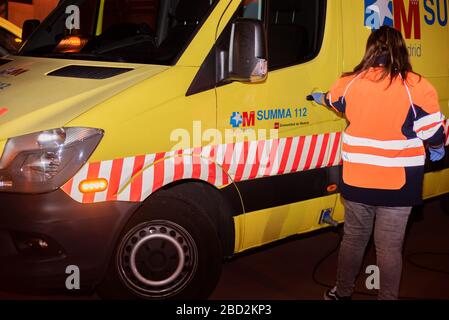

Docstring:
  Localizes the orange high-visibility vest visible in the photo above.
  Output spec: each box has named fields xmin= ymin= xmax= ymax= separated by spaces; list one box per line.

xmin=325 ymin=68 xmax=445 ymax=206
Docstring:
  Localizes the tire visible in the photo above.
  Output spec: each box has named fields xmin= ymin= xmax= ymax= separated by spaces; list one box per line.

xmin=97 ymin=188 xmax=223 ymax=300
xmin=165 ymin=182 xmax=236 ymax=257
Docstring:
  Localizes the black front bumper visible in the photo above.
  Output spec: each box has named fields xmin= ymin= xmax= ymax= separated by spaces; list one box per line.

xmin=0 ymin=189 xmax=140 ymax=294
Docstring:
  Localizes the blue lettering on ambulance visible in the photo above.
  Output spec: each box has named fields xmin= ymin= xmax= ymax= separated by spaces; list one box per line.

xmin=436 ymin=0 xmax=447 ymax=26
xmin=257 ymin=109 xmax=292 ymax=121
xmin=424 ymin=0 xmax=436 ymax=24
xmin=423 ymin=0 xmax=447 ymax=26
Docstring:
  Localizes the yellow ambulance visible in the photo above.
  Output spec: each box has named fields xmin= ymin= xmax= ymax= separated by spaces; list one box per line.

xmin=0 ymin=17 xmax=21 ymax=55
xmin=0 ymin=0 xmax=448 ymax=299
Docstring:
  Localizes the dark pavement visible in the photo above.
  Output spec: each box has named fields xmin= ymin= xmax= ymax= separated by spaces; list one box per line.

xmin=211 ymin=198 xmax=449 ymax=300
xmin=1 ymin=198 xmax=449 ymax=300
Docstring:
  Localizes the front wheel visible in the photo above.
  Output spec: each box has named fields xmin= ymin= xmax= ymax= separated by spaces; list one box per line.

xmin=98 ymin=190 xmax=223 ymax=299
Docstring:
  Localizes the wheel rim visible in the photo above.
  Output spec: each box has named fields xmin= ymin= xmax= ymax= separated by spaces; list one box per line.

xmin=117 ymin=220 xmax=198 ymax=298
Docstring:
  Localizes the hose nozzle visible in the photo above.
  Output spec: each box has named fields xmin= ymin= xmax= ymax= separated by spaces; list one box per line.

xmin=320 ymin=209 xmax=339 ymax=228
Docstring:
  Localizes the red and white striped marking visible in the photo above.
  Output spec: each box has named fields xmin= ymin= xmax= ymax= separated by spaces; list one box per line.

xmin=62 ymin=132 xmax=343 ymax=203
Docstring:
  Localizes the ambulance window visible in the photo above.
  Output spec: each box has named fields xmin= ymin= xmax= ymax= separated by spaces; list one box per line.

xmin=186 ymin=0 xmax=266 ymax=95
xmin=268 ymin=0 xmax=326 ymax=70
xmin=239 ymin=0 xmax=264 ymax=21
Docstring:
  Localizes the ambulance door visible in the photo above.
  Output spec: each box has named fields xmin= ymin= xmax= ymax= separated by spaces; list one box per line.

xmin=214 ymin=0 xmax=346 ymax=249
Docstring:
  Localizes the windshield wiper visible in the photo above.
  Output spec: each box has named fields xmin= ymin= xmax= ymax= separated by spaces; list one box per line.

xmin=90 ymin=35 xmax=157 ymax=55
xmin=41 ymin=52 xmax=127 ymax=63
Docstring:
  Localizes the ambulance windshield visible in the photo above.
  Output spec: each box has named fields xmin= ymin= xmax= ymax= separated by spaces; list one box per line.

xmin=19 ymin=0 xmax=216 ymax=65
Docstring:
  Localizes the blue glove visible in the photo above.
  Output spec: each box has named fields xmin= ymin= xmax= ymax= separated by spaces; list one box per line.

xmin=429 ymin=145 xmax=445 ymax=162
xmin=311 ymin=92 xmax=325 ymax=106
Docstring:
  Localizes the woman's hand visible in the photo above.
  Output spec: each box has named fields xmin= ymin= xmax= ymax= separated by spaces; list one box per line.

xmin=308 ymin=92 xmax=326 ymax=106
xmin=429 ymin=144 xmax=446 ymax=162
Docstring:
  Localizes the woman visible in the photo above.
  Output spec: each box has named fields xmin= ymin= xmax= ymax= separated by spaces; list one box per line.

xmin=311 ymin=26 xmax=446 ymax=300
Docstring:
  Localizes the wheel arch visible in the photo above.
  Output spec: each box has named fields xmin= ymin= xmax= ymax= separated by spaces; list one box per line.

xmin=135 ymin=178 xmax=241 ymax=257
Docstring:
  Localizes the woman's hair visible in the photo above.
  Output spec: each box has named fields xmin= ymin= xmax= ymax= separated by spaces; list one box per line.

xmin=344 ymin=26 xmax=416 ymax=82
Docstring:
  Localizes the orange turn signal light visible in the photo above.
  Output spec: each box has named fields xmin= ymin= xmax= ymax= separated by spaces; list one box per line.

xmin=55 ymin=36 xmax=88 ymax=53
xmin=327 ymin=184 xmax=338 ymax=193
xmin=79 ymin=178 xmax=108 ymax=194
xmin=0 ymin=108 xmax=8 ymax=116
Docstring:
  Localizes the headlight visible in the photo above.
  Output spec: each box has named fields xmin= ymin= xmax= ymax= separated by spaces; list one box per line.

xmin=0 ymin=127 xmax=103 ymax=193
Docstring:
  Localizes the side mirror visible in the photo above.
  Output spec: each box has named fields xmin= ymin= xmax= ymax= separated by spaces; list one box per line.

xmin=22 ymin=19 xmax=40 ymax=41
xmin=219 ymin=18 xmax=268 ymax=83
